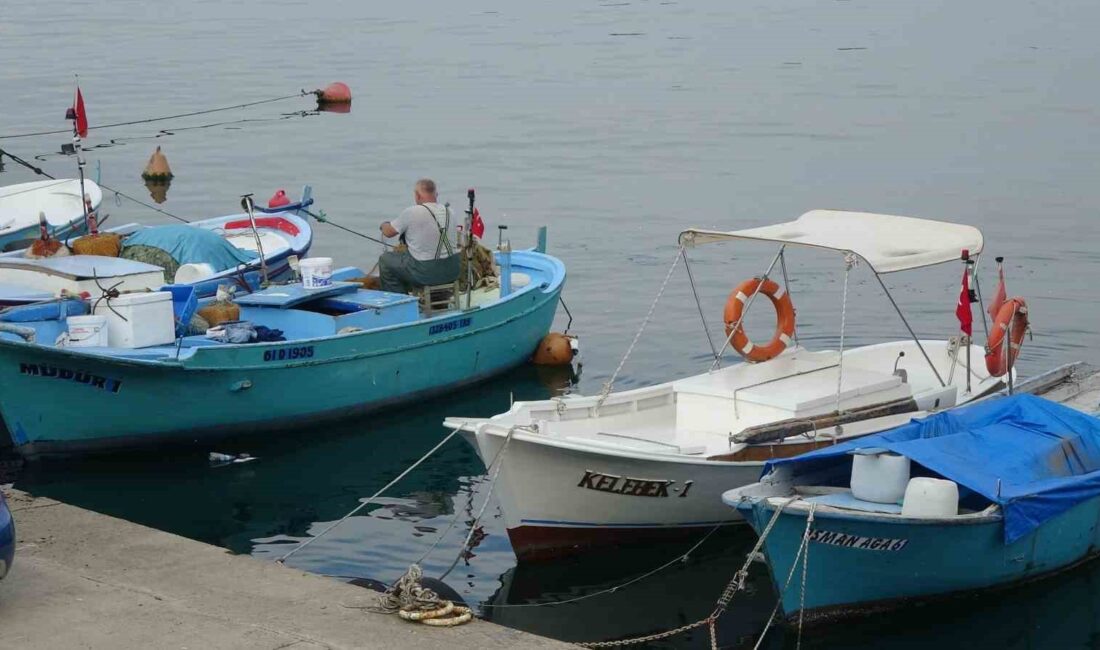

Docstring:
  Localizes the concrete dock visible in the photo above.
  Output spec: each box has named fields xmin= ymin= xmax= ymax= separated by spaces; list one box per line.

xmin=0 ymin=488 xmax=571 ymax=649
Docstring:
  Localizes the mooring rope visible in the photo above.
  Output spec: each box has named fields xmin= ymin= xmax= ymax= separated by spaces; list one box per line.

xmin=276 ymin=423 xmax=466 ymax=565
xmin=577 ymin=498 xmax=797 ymax=649
xmin=835 ymin=253 xmax=858 ymax=415
xmin=596 ymin=246 xmax=684 ymax=410
xmin=0 ymin=91 xmax=312 ymax=140
xmin=753 ymin=502 xmax=816 ymax=650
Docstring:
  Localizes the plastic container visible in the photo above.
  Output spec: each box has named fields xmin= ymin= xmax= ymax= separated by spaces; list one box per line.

xmin=93 ymin=291 xmax=175 ymax=348
xmin=901 ymin=477 xmax=960 ymax=518
xmin=164 ymin=285 xmax=199 ymax=336
xmin=850 ymin=452 xmax=911 ymax=504
xmin=300 ymin=257 xmax=334 ymax=289
xmin=66 ymin=314 xmax=109 ymax=347
xmin=174 ymin=262 xmax=216 ymax=284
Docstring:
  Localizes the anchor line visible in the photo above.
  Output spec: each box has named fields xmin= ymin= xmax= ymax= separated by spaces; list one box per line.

xmin=276 ymin=423 xmax=467 ymax=565
xmin=0 ymin=145 xmax=192 ymax=224
xmin=0 ymin=91 xmax=312 ymax=140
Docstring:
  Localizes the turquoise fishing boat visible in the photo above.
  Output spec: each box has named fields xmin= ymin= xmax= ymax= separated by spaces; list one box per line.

xmin=0 ymin=248 xmax=564 ymax=456
xmin=724 ymin=395 xmax=1100 ymax=624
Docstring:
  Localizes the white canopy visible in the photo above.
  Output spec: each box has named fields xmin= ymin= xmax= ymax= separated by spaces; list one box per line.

xmin=679 ymin=209 xmax=984 ymax=273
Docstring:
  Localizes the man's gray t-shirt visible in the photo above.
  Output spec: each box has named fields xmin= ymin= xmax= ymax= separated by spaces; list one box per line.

xmin=390 ymin=202 xmax=447 ymax=261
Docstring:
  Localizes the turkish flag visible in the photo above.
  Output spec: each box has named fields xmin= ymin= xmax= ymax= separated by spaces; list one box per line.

xmin=470 ymin=207 xmax=485 ymax=239
xmin=72 ymin=87 xmax=88 ymax=138
xmin=956 ymin=266 xmax=973 ymax=337
xmin=988 ymin=266 xmax=1007 ymax=320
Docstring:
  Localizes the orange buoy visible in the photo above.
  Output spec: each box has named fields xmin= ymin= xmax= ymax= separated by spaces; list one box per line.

xmin=533 ymin=332 xmax=575 ymax=366
xmin=268 ymin=189 xmax=290 ymax=209
xmin=141 ymin=146 xmax=173 ymax=181
xmin=985 ymin=297 xmax=1028 ymax=377
xmin=723 ymin=277 xmax=796 ymax=363
xmin=317 ymin=82 xmax=352 ymax=104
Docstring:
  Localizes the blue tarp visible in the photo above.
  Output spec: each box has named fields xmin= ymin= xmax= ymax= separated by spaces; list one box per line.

xmin=765 ymin=395 xmax=1100 ymax=544
xmin=124 ymin=225 xmax=256 ymax=272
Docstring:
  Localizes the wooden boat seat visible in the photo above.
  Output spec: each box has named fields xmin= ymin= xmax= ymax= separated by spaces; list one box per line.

xmin=417 ymin=282 xmax=459 ymax=316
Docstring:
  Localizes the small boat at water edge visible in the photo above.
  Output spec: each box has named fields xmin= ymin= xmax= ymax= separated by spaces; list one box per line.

xmin=445 ymin=210 xmax=1023 ymax=561
xmin=0 ymin=187 xmax=315 ymax=306
xmin=0 ymin=245 xmax=565 ymax=456
xmin=725 ymin=393 xmax=1100 ymax=624
xmin=0 ymin=179 xmax=102 ymax=251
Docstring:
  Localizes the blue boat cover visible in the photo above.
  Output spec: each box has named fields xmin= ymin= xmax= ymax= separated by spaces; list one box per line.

xmin=765 ymin=395 xmax=1100 ymax=544
xmin=124 ymin=225 xmax=256 ymax=272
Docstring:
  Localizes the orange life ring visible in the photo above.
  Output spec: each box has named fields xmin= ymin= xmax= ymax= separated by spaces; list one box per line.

xmin=985 ymin=297 xmax=1028 ymax=377
xmin=723 ymin=277 xmax=796 ymax=363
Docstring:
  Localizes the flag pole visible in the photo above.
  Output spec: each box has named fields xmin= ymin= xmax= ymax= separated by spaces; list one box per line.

xmin=69 ymin=77 xmax=89 ymax=229
xmin=964 ymin=253 xmax=975 ymax=395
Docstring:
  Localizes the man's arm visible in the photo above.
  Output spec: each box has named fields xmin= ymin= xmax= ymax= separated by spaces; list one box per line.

xmin=380 ymin=221 xmax=399 ymax=238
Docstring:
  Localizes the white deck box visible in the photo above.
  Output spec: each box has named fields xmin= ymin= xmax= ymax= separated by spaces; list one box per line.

xmin=93 ymin=291 xmax=175 ymax=348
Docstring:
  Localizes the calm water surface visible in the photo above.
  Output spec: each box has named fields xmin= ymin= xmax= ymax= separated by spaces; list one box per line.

xmin=3 ymin=1 xmax=1100 ymax=647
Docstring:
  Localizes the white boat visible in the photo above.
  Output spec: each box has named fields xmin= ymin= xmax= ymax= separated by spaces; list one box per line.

xmin=0 ymin=188 xmax=316 ymax=305
xmin=0 ymin=179 xmax=103 ymax=251
xmin=445 ymin=210 xmax=1021 ymax=561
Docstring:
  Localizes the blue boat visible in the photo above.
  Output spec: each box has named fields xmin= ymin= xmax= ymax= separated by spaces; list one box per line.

xmin=0 ymin=179 xmax=102 ymax=251
xmin=0 ymin=248 xmax=564 ymax=456
xmin=0 ymin=187 xmax=315 ymax=306
xmin=0 ymin=489 xmax=12 ymax=580
xmin=724 ymin=395 xmax=1100 ymax=624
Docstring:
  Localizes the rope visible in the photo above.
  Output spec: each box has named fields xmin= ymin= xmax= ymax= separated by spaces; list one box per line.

xmin=577 ymin=498 xmax=793 ymax=649
xmin=438 ymin=426 xmax=518 ymax=581
xmin=596 ymin=246 xmax=684 ymax=409
xmin=276 ymin=423 xmax=465 ymax=564
xmin=753 ymin=502 xmax=816 ymax=650
xmin=0 ymin=145 xmax=192 ymax=224
xmin=482 ymin=523 xmax=723 ymax=609
xmin=683 ymin=248 xmax=719 ymax=363
xmin=376 ymin=564 xmax=473 ymax=627
xmin=0 ymin=91 xmax=311 ymax=140
xmin=835 ymin=253 xmax=857 ymax=415
xmin=99 ymin=182 xmax=191 ymax=223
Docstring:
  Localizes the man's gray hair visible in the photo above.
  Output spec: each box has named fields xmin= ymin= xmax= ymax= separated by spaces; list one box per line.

xmin=415 ymin=178 xmax=437 ymax=195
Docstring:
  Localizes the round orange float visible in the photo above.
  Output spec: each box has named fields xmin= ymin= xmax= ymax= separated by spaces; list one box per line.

xmin=985 ymin=297 xmax=1028 ymax=377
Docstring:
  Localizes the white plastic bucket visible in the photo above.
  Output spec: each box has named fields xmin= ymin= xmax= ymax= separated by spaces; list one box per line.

xmin=850 ymin=452 xmax=911 ymax=504
xmin=901 ymin=477 xmax=960 ymax=518
xmin=300 ymin=257 xmax=334 ymax=289
xmin=67 ymin=314 xmax=109 ymax=347
xmin=174 ymin=262 xmax=216 ymax=284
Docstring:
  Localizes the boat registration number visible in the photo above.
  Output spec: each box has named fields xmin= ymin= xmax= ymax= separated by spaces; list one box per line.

xmin=263 ymin=346 xmax=315 ymax=362
xmin=429 ymin=317 xmax=472 ymax=336
xmin=809 ymin=529 xmax=909 ymax=552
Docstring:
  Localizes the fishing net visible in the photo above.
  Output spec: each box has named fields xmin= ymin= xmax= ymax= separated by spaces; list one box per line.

xmin=119 ymin=244 xmax=177 ymax=282
xmin=72 ymin=233 xmax=123 ymax=257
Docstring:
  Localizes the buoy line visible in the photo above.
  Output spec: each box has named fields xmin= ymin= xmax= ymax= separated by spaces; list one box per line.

xmin=0 ymin=91 xmax=312 ymax=140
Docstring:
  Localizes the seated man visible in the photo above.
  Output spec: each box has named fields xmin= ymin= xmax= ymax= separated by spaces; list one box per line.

xmin=377 ymin=179 xmax=461 ymax=294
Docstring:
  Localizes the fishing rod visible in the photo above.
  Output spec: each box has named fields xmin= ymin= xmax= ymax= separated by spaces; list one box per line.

xmin=299 ymin=207 xmax=390 ymax=248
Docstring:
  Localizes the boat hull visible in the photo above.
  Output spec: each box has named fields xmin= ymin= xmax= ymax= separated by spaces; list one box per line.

xmin=737 ymin=495 xmax=1100 ymax=623
xmin=466 ymin=431 xmax=761 ymax=561
xmin=0 ymin=275 xmax=561 ymax=456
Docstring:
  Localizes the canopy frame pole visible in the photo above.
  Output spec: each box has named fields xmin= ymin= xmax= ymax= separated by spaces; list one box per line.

xmin=779 ymin=249 xmax=799 ymax=349
xmin=682 ymin=248 xmax=720 ymax=364
xmin=873 ymin=270 xmax=946 ymax=387
xmin=710 ymin=246 xmax=785 ymax=371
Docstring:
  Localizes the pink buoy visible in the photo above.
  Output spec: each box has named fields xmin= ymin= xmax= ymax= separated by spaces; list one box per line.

xmin=317 ymin=82 xmax=352 ymax=104
xmin=267 ymin=189 xmax=290 ymax=208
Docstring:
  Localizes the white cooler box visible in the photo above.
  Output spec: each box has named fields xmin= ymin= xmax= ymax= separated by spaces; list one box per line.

xmin=93 ymin=291 xmax=175 ymax=348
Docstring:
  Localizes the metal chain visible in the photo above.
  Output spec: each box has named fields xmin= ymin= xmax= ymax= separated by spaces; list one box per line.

xmin=578 ymin=498 xmax=794 ymax=649
xmin=596 ymin=246 xmax=684 ymax=410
